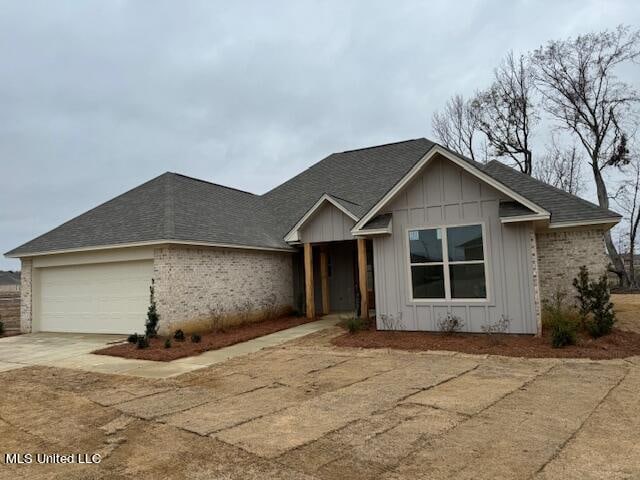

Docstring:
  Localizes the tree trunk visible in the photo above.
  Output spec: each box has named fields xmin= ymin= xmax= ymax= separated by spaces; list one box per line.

xmin=593 ymin=164 xmax=629 ymax=287
xmin=629 ymin=243 xmax=636 ymax=288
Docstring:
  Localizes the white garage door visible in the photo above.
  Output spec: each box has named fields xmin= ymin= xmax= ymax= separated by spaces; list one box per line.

xmin=37 ymin=260 xmax=154 ymax=334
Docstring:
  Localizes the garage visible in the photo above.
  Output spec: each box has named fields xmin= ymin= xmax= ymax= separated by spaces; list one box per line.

xmin=36 ymin=259 xmax=153 ymax=334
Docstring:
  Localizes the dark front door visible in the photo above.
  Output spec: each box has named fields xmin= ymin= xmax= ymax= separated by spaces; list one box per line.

xmin=329 ymin=241 xmax=356 ymax=312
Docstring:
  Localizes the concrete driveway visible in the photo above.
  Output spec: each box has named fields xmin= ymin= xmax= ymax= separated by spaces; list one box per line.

xmin=0 ymin=332 xmax=125 ymax=372
xmin=1 ymin=326 xmax=639 ymax=479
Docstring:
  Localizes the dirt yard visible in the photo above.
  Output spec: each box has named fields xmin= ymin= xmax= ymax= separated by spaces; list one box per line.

xmin=1 ymin=323 xmax=639 ymax=479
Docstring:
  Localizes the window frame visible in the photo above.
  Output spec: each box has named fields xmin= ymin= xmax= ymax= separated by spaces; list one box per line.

xmin=406 ymin=222 xmax=490 ymax=303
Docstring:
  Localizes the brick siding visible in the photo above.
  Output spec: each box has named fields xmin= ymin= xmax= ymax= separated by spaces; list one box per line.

xmin=153 ymin=245 xmax=294 ymax=335
xmin=536 ymin=228 xmax=609 ymax=305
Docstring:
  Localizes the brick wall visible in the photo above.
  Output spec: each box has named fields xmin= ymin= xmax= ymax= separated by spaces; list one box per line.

xmin=536 ymin=227 xmax=609 ymax=305
xmin=20 ymin=258 xmax=32 ymax=333
xmin=153 ymin=245 xmax=294 ymax=335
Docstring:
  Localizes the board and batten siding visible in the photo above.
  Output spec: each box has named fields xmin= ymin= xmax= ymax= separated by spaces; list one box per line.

xmin=373 ymin=155 xmax=538 ymax=334
xmin=299 ymin=202 xmax=355 ymax=243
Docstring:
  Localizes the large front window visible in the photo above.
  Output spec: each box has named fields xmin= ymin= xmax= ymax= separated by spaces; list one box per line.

xmin=408 ymin=224 xmax=487 ymax=300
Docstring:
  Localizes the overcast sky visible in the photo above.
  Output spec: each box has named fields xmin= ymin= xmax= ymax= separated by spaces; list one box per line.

xmin=1 ymin=1 xmax=639 ymax=270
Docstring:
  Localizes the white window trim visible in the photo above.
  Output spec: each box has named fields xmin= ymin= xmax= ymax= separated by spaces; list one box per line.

xmin=405 ymin=222 xmax=490 ymax=304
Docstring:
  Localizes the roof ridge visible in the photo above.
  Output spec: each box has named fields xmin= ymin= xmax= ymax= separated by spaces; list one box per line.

xmin=336 ymin=138 xmax=426 ymax=155
xmin=169 ymin=172 xmax=256 ymax=196
xmin=485 ymin=160 xmax=619 ymax=216
xmin=164 ymin=173 xmax=176 ymax=238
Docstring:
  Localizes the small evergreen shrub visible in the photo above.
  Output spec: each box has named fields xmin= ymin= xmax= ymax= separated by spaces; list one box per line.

xmin=585 ymin=274 xmax=616 ymax=337
xmin=173 ymin=329 xmax=185 ymax=341
xmin=136 ymin=335 xmax=149 ymax=349
xmin=164 ymin=338 xmax=172 ymax=349
xmin=572 ymin=266 xmax=616 ymax=338
xmin=127 ymin=333 xmax=139 ymax=344
xmin=145 ymin=280 xmax=160 ymax=338
xmin=437 ymin=313 xmax=464 ymax=334
xmin=191 ymin=333 xmax=202 ymax=343
xmin=346 ymin=317 xmax=365 ymax=334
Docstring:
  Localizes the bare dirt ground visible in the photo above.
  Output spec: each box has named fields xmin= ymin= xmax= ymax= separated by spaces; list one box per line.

xmin=611 ymin=293 xmax=640 ymax=333
xmin=1 ymin=321 xmax=640 ymax=479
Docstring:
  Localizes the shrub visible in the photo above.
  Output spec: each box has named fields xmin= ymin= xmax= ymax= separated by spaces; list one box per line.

xmin=136 ymin=335 xmax=149 ymax=349
xmin=437 ymin=313 xmax=464 ymax=334
xmin=481 ymin=315 xmax=510 ymax=345
xmin=173 ymin=329 xmax=185 ymax=341
xmin=127 ymin=333 xmax=139 ymax=344
xmin=572 ymin=266 xmax=616 ymax=338
xmin=379 ymin=313 xmax=404 ymax=330
xmin=164 ymin=338 xmax=172 ymax=349
xmin=191 ymin=333 xmax=202 ymax=343
xmin=543 ymin=290 xmax=579 ymax=348
xmin=585 ymin=274 xmax=616 ymax=337
xmin=207 ymin=305 xmax=225 ymax=332
xmin=145 ymin=280 xmax=160 ymax=338
xmin=345 ymin=317 xmax=365 ymax=334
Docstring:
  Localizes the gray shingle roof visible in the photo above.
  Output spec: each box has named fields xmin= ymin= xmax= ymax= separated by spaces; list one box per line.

xmin=361 ymin=213 xmax=392 ymax=230
xmin=482 ymin=160 xmax=621 ymax=224
xmin=6 ymin=138 xmax=621 ymax=257
xmin=499 ymin=201 xmax=536 ymax=218
xmin=6 ymin=173 xmax=291 ymax=256
xmin=0 ymin=271 xmax=20 ymax=285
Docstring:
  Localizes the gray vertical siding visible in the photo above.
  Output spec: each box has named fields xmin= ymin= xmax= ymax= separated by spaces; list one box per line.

xmin=373 ymin=155 xmax=538 ymax=334
xmin=299 ymin=203 xmax=355 ymax=243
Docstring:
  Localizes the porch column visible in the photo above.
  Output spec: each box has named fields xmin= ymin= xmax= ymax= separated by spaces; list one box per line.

xmin=304 ymin=243 xmax=315 ymax=319
xmin=357 ymin=238 xmax=369 ymax=319
xmin=320 ymin=246 xmax=330 ymax=315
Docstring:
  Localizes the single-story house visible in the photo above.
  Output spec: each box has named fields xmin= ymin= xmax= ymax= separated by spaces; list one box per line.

xmin=6 ymin=139 xmax=620 ymax=335
xmin=0 ymin=271 xmax=20 ymax=293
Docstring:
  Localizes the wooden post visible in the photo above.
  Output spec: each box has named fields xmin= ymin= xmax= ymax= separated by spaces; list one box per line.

xmin=357 ymin=238 xmax=369 ymax=319
xmin=320 ymin=247 xmax=330 ymax=315
xmin=304 ymin=243 xmax=315 ymax=319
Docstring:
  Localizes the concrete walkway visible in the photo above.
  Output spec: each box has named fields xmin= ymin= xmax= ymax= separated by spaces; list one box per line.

xmin=0 ymin=316 xmax=340 ymax=378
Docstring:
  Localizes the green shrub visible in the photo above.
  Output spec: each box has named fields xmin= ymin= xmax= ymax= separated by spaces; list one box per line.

xmin=585 ymin=274 xmax=616 ymax=337
xmin=543 ymin=290 xmax=579 ymax=348
xmin=127 ymin=333 xmax=139 ymax=344
xmin=346 ymin=317 xmax=365 ymax=334
xmin=191 ymin=333 xmax=201 ymax=343
xmin=572 ymin=266 xmax=616 ymax=338
xmin=164 ymin=338 xmax=172 ymax=349
xmin=136 ymin=335 xmax=149 ymax=349
xmin=145 ymin=280 xmax=160 ymax=338
xmin=173 ymin=329 xmax=185 ymax=341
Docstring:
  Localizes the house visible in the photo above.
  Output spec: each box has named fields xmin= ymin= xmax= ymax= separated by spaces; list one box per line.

xmin=5 ymin=139 xmax=620 ymax=335
xmin=0 ymin=271 xmax=20 ymax=293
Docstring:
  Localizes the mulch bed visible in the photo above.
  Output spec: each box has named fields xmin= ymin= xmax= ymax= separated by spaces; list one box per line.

xmin=93 ymin=315 xmax=313 ymax=361
xmin=331 ymin=327 xmax=640 ymax=360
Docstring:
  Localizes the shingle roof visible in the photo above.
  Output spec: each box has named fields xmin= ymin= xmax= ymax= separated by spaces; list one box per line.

xmin=6 ymin=173 xmax=291 ymax=256
xmin=482 ymin=160 xmax=621 ymax=224
xmin=498 ymin=201 xmax=536 ymax=218
xmin=361 ymin=213 xmax=392 ymax=230
xmin=0 ymin=271 xmax=20 ymax=285
xmin=6 ymin=138 xmax=621 ymax=257
xmin=262 ymin=138 xmax=435 ymax=237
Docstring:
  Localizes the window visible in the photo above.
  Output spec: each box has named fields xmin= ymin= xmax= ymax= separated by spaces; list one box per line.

xmin=408 ymin=224 xmax=487 ymax=300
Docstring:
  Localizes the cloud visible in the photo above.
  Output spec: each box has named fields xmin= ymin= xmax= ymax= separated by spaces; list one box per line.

xmin=1 ymin=0 xmax=639 ymax=269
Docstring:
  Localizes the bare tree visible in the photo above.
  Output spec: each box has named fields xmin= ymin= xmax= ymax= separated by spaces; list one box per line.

xmin=473 ymin=52 xmax=538 ymax=175
xmin=534 ymin=139 xmax=584 ymax=195
xmin=432 ymin=94 xmax=479 ymax=161
xmin=532 ymin=25 xmax=640 ymax=287
xmin=613 ymin=155 xmax=640 ymax=287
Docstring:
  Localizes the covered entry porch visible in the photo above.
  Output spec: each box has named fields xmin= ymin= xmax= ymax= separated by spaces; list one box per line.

xmin=300 ymin=239 xmax=373 ymax=319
